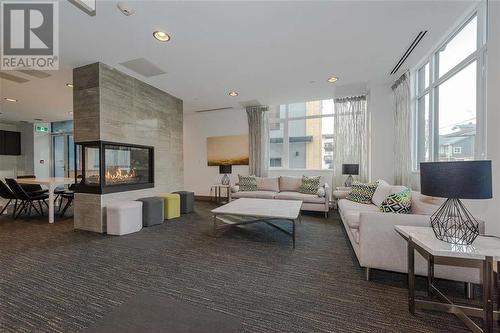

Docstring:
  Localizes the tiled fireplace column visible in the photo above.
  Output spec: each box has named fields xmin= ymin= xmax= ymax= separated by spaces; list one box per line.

xmin=73 ymin=62 xmax=183 ymax=233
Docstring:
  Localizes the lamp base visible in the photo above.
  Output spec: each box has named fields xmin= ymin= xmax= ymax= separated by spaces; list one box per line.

xmin=430 ymin=198 xmax=480 ymax=245
xmin=221 ymin=174 xmax=230 ymax=185
xmin=344 ymin=175 xmax=353 ymax=187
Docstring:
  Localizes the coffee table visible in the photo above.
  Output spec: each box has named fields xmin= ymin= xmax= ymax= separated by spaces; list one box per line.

xmin=211 ymin=198 xmax=302 ymax=248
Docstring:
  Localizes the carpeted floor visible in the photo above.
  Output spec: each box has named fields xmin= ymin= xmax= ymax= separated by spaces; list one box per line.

xmin=0 ymin=201 xmax=476 ymax=332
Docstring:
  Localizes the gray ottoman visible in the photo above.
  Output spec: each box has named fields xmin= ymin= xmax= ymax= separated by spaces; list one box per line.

xmin=173 ymin=191 xmax=194 ymax=214
xmin=136 ymin=197 xmax=164 ymax=227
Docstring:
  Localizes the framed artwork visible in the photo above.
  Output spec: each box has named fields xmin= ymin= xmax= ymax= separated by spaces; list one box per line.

xmin=207 ymin=134 xmax=249 ymax=166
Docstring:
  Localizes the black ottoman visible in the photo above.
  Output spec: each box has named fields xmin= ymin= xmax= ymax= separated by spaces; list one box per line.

xmin=136 ymin=197 xmax=164 ymax=226
xmin=173 ymin=191 xmax=194 ymax=214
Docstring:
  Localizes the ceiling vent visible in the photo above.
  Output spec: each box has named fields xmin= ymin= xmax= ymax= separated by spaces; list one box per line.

xmin=195 ymin=107 xmax=233 ymax=113
xmin=0 ymin=72 xmax=29 ymax=83
xmin=390 ymin=31 xmax=427 ymax=75
xmin=120 ymin=58 xmax=166 ymax=77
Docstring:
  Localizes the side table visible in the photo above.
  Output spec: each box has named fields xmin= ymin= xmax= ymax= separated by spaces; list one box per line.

xmin=210 ymin=184 xmax=230 ymax=204
xmin=395 ymin=225 xmax=499 ymax=333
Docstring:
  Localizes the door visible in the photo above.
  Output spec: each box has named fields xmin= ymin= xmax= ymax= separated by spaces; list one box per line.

xmin=52 ymin=134 xmax=75 ymax=178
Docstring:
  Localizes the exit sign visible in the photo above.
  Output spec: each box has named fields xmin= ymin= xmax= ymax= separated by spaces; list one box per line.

xmin=36 ymin=126 xmax=49 ymax=133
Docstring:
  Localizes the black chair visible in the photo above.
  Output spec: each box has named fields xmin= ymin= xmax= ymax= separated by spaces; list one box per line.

xmin=16 ymin=175 xmax=48 ymax=195
xmin=5 ymin=178 xmax=49 ymax=219
xmin=0 ymin=180 xmax=19 ymax=217
xmin=59 ymin=184 xmax=75 ymax=217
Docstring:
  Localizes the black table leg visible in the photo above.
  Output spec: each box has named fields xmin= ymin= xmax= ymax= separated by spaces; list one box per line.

xmin=408 ymin=237 xmax=415 ymax=314
xmin=427 ymin=253 xmax=434 ymax=297
xmin=483 ymin=256 xmax=494 ymax=333
xmin=292 ymin=218 xmax=296 ymax=249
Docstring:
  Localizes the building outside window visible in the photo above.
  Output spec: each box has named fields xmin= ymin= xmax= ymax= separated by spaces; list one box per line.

xmin=413 ymin=5 xmax=486 ymax=169
xmin=269 ymin=99 xmax=334 ymax=170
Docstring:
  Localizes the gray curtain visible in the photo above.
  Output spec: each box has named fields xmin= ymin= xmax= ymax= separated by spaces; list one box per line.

xmin=332 ymin=95 xmax=369 ymax=188
xmin=392 ymin=73 xmax=412 ymax=187
xmin=246 ymin=105 xmax=269 ymax=177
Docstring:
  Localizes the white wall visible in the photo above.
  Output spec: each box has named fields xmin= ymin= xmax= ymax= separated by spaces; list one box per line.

xmin=486 ymin=0 xmax=500 ymax=236
xmin=368 ymin=83 xmax=396 ymax=183
xmin=183 ymin=108 xmax=249 ymax=196
xmin=33 ymin=122 xmax=50 ymax=178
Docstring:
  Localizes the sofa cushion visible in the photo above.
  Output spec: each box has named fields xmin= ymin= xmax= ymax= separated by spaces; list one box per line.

xmin=274 ymin=191 xmax=325 ymax=204
xmin=299 ymin=175 xmax=321 ymax=194
xmin=372 ymin=180 xmax=392 ymax=207
xmin=380 ymin=188 xmax=411 ymax=214
xmin=256 ymin=177 xmax=280 ymax=192
xmin=346 ymin=181 xmax=377 ymax=204
xmin=338 ymin=199 xmax=379 ymax=229
xmin=411 ymin=191 xmax=444 ymax=215
xmin=279 ymin=176 xmax=301 ymax=192
xmin=238 ymin=175 xmax=257 ymax=191
xmin=232 ymin=191 xmax=277 ymax=199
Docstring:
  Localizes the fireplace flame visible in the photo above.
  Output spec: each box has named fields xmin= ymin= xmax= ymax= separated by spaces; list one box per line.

xmin=106 ymin=169 xmax=136 ymax=182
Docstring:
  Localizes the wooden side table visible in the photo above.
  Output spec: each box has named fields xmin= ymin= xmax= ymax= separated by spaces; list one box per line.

xmin=396 ymin=225 xmax=499 ymax=333
xmin=210 ymin=184 xmax=230 ymax=204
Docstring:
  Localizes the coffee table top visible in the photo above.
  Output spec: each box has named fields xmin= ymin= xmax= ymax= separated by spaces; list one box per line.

xmin=211 ymin=198 xmax=302 ymax=220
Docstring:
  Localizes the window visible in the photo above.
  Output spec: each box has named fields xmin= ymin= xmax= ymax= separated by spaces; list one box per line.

xmin=269 ymin=99 xmax=334 ymax=169
xmin=414 ymin=7 xmax=486 ymax=168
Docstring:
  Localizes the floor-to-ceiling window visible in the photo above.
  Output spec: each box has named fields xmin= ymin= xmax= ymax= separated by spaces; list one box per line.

xmin=51 ymin=120 xmax=74 ymax=178
xmin=269 ymin=99 xmax=334 ymax=170
xmin=413 ymin=5 xmax=487 ymax=169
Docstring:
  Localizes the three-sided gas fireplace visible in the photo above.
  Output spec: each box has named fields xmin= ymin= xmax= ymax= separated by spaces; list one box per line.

xmin=75 ymin=141 xmax=154 ymax=194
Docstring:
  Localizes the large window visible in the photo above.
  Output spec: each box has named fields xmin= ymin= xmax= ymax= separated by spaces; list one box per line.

xmin=269 ymin=99 xmax=334 ymax=170
xmin=414 ymin=8 xmax=486 ymax=168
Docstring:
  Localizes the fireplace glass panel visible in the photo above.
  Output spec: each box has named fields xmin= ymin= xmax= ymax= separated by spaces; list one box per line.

xmin=84 ymin=145 xmax=100 ymax=186
xmin=104 ymin=144 xmax=150 ymax=186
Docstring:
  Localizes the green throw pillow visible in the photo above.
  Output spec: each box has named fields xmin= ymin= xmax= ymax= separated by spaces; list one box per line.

xmin=299 ymin=176 xmax=321 ymax=194
xmin=238 ymin=175 xmax=257 ymax=191
xmin=346 ymin=181 xmax=377 ymax=204
xmin=380 ymin=188 xmax=412 ymax=214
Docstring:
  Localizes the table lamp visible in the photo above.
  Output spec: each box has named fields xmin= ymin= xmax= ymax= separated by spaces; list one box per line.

xmin=342 ymin=164 xmax=359 ymax=187
xmin=219 ymin=165 xmax=232 ymax=185
xmin=420 ymin=160 xmax=492 ymax=245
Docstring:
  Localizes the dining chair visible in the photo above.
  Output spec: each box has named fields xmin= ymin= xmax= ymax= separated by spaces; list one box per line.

xmin=0 ymin=180 xmax=19 ymax=217
xmin=59 ymin=183 xmax=75 ymax=217
xmin=5 ymin=178 xmax=49 ymax=219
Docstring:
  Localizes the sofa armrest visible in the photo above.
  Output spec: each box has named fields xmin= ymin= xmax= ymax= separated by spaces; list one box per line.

xmin=358 ymin=212 xmax=431 ymax=270
xmin=323 ymin=183 xmax=331 ymax=210
xmin=230 ymin=185 xmax=239 ymax=193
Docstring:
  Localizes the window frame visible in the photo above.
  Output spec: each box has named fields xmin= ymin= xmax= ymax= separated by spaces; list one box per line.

xmin=269 ymin=101 xmax=334 ymax=171
xmin=411 ymin=3 xmax=487 ymax=170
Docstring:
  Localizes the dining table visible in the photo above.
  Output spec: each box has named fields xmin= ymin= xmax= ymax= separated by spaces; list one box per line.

xmin=15 ymin=177 xmax=74 ymax=223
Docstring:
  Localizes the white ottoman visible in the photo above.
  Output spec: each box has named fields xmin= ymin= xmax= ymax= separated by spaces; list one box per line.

xmin=106 ymin=201 xmax=143 ymax=235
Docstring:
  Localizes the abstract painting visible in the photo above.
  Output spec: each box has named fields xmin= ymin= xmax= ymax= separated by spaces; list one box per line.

xmin=207 ymin=134 xmax=249 ymax=166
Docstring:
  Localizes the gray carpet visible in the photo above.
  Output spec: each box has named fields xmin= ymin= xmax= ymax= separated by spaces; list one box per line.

xmin=84 ymin=292 xmax=242 ymax=333
xmin=0 ymin=201 xmax=476 ymax=332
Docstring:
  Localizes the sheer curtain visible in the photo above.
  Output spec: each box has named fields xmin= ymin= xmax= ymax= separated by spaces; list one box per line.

xmin=246 ymin=105 xmax=269 ymax=177
xmin=332 ymin=96 xmax=369 ymax=188
xmin=392 ymin=73 xmax=412 ymax=187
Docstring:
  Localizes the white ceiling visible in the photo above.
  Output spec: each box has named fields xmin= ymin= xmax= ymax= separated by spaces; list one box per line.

xmin=0 ymin=0 xmax=476 ymax=122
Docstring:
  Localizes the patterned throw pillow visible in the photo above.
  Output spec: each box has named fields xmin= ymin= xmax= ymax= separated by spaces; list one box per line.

xmin=380 ymin=188 xmax=412 ymax=214
xmin=299 ymin=176 xmax=321 ymax=194
xmin=346 ymin=181 xmax=377 ymax=204
xmin=238 ymin=175 xmax=257 ymax=191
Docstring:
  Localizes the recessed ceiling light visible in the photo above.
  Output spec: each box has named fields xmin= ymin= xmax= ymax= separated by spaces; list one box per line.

xmin=4 ymin=97 xmax=17 ymax=102
xmin=66 ymin=83 xmax=74 ymax=88
xmin=228 ymin=91 xmax=239 ymax=97
xmin=327 ymin=76 xmax=339 ymax=83
xmin=153 ymin=31 xmax=171 ymax=42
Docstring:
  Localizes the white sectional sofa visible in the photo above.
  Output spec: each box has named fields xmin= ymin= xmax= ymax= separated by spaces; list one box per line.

xmin=337 ymin=180 xmax=483 ymax=287
xmin=230 ymin=176 xmax=331 ymax=217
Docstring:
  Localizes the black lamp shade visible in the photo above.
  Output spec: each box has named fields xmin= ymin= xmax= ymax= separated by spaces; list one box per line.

xmin=342 ymin=164 xmax=359 ymax=175
xmin=420 ymin=161 xmax=492 ymax=199
xmin=219 ymin=165 xmax=232 ymax=174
